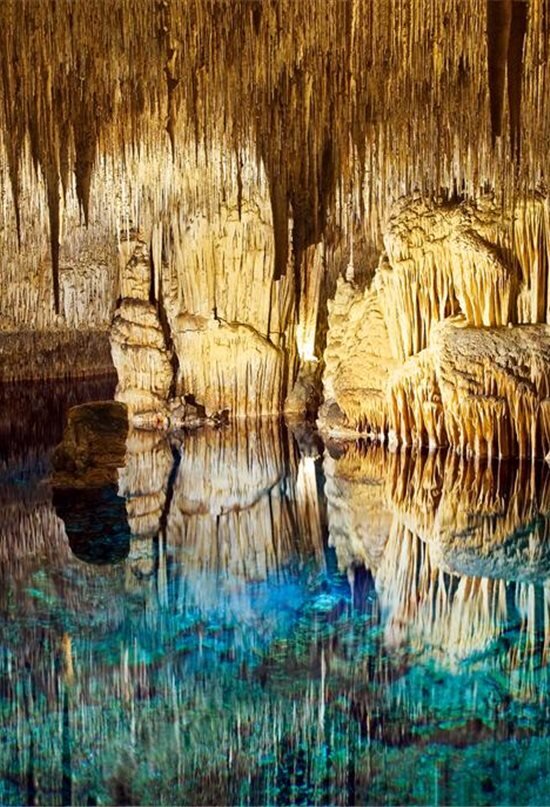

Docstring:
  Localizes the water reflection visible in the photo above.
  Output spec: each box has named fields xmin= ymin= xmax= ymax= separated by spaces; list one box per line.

xmin=326 ymin=444 xmax=550 ymax=691
xmin=53 ymin=486 xmax=131 ymax=566
xmin=0 ymin=408 xmax=550 ymax=805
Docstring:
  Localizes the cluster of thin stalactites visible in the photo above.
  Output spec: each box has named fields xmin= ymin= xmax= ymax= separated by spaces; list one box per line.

xmin=0 ymin=0 xmax=549 ymax=310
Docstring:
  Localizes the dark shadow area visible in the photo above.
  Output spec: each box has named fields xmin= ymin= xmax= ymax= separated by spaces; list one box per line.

xmin=53 ymin=484 xmax=130 ymax=566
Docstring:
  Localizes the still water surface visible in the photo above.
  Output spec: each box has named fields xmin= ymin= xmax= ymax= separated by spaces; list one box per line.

xmin=1 ymin=380 xmax=550 ymax=805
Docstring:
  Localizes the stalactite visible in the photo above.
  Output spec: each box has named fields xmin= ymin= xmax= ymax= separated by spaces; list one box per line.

xmin=487 ymin=0 xmax=513 ymax=144
xmin=45 ymin=160 xmax=61 ymax=315
xmin=1 ymin=0 xmax=548 ymax=310
xmin=73 ymin=103 xmax=98 ymax=227
xmin=508 ymin=0 xmax=529 ymax=161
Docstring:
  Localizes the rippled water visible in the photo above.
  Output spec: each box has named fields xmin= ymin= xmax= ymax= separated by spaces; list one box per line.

xmin=1 ymin=381 xmax=550 ymax=806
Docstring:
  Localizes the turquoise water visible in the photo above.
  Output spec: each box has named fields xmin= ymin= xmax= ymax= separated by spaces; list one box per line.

xmin=1 ymin=383 xmax=550 ymax=805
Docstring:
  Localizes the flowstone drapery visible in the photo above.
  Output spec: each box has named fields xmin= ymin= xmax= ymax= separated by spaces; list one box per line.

xmin=321 ymin=196 xmax=550 ymax=459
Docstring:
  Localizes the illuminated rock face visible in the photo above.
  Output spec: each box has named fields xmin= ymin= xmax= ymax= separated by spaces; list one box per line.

xmin=0 ymin=1 xmax=549 ymax=411
xmin=173 ymin=316 xmax=285 ymax=418
xmin=321 ymin=196 xmax=550 ymax=458
xmin=320 ymin=281 xmax=399 ymax=436
xmin=0 ymin=1 xmax=548 ymax=421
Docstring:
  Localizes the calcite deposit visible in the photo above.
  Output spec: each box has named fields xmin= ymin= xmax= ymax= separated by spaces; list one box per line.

xmin=321 ymin=196 xmax=550 ymax=459
xmin=173 ymin=316 xmax=285 ymax=418
xmin=389 ymin=318 xmax=550 ymax=458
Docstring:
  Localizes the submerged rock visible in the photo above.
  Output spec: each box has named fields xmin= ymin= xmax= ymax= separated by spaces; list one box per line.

xmin=51 ymin=400 xmax=131 ymax=565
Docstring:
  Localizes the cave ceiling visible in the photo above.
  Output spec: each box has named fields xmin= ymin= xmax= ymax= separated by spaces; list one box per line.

xmin=0 ymin=0 xmax=548 ymax=310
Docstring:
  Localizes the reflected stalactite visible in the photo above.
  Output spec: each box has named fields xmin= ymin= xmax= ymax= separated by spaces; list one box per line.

xmin=325 ymin=442 xmax=550 ymax=695
xmin=375 ymin=524 xmax=550 ymax=701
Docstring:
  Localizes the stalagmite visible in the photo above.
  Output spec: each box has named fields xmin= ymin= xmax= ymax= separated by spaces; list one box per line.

xmin=111 ymin=234 xmax=174 ymax=418
xmin=111 ymin=301 xmax=174 ymax=418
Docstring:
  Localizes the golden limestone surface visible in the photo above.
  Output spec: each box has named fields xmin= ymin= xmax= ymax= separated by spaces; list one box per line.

xmin=321 ymin=195 xmax=550 ymax=458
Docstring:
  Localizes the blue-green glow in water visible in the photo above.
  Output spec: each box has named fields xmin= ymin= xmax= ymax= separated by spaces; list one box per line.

xmin=1 ymin=383 xmax=550 ymax=805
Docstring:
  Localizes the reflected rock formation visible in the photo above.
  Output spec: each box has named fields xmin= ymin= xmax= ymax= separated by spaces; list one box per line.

xmin=389 ymin=451 xmax=550 ymax=583
xmin=326 ymin=443 xmax=550 ymax=684
xmin=52 ymin=401 xmax=131 ymax=565
xmin=118 ymin=420 xmax=325 ymax=615
xmin=51 ymin=403 xmax=325 ymax=599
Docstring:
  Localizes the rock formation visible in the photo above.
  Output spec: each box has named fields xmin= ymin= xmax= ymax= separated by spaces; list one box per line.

xmin=321 ymin=195 xmax=550 ymax=458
